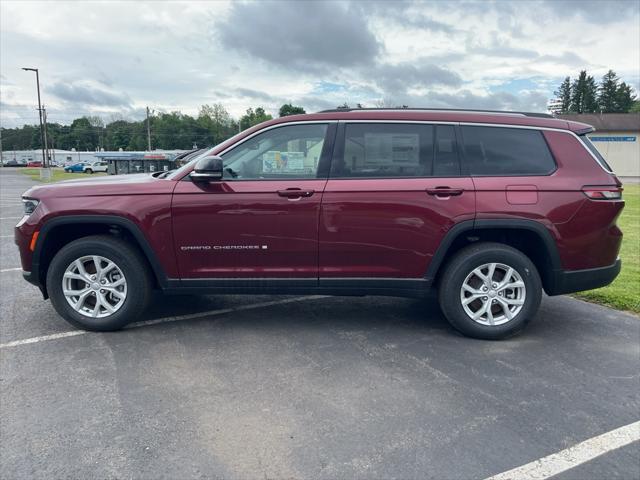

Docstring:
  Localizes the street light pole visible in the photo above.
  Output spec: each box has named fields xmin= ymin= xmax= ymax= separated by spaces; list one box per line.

xmin=22 ymin=67 xmax=47 ymax=168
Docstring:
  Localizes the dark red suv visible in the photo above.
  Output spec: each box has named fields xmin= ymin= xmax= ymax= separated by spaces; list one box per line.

xmin=15 ymin=109 xmax=624 ymax=339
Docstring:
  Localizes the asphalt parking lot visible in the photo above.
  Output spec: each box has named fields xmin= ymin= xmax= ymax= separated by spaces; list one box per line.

xmin=0 ymin=168 xmax=638 ymax=479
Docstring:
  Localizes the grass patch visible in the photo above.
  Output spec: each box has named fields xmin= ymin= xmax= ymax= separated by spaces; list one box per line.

xmin=20 ymin=167 xmax=107 ymax=183
xmin=576 ymin=184 xmax=639 ymax=313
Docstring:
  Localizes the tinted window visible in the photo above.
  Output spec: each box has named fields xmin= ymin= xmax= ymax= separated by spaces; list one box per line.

xmin=580 ymin=135 xmax=613 ymax=172
xmin=332 ymin=123 xmax=460 ymax=178
xmin=461 ymin=126 xmax=556 ymax=176
xmin=434 ymin=125 xmax=460 ymax=176
xmin=221 ymin=124 xmax=328 ymax=180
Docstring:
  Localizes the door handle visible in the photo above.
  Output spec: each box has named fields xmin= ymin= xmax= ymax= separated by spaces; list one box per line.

xmin=277 ymin=188 xmax=315 ymax=198
xmin=426 ymin=187 xmax=464 ymax=198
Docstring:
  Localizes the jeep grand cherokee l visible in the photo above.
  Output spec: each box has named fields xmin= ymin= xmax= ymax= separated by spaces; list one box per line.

xmin=15 ymin=109 xmax=624 ymax=339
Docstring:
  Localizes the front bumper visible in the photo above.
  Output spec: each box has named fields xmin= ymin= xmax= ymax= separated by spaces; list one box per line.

xmin=547 ymin=259 xmax=621 ymax=296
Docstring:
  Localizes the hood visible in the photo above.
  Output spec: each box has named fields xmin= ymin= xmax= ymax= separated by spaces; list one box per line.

xmin=23 ymin=173 xmax=176 ymax=199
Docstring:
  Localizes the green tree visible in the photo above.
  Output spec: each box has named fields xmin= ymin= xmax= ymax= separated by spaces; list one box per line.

xmin=570 ymin=70 xmax=598 ymax=113
xmin=199 ymin=103 xmax=232 ymax=144
xmin=554 ymin=76 xmax=572 ymax=113
xmin=616 ymin=82 xmax=637 ymax=112
xmin=630 ymin=101 xmax=640 ymax=113
xmin=598 ymin=70 xmax=619 ymax=113
xmin=278 ymin=103 xmax=306 ymax=117
xmin=239 ymin=107 xmax=273 ymax=129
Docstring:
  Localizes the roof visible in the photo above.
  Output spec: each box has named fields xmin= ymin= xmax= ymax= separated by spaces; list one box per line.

xmin=209 ymin=109 xmax=595 ymax=156
xmin=557 ymin=113 xmax=640 ymax=132
xmin=318 ymin=107 xmax=554 ymax=119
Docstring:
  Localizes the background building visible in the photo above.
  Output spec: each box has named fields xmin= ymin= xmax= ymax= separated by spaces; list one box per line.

xmin=558 ymin=113 xmax=640 ymax=178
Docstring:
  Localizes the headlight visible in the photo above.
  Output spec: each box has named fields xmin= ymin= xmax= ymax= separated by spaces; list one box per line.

xmin=22 ymin=198 xmax=39 ymax=216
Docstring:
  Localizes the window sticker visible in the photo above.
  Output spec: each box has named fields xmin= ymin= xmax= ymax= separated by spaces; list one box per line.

xmin=262 ymin=151 xmax=306 ymax=173
xmin=364 ymin=133 xmax=419 ymax=166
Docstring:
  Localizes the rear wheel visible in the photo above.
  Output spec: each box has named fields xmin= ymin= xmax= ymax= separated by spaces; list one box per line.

xmin=46 ymin=235 xmax=153 ymax=331
xmin=438 ymin=242 xmax=542 ymax=340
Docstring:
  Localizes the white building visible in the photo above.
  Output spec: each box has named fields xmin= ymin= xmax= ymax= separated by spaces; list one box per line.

xmin=558 ymin=113 xmax=640 ymax=178
xmin=0 ymin=149 xmax=103 ymax=166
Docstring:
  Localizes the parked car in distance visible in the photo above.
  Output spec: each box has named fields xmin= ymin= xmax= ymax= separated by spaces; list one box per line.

xmin=83 ymin=162 xmax=108 ymax=174
xmin=4 ymin=159 xmax=27 ymax=167
xmin=15 ymin=108 xmax=624 ymax=339
xmin=64 ymin=163 xmax=85 ymax=173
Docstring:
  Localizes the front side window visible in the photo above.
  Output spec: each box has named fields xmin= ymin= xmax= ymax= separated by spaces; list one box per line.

xmin=220 ymin=124 xmax=328 ymax=180
xmin=461 ymin=126 xmax=556 ymax=176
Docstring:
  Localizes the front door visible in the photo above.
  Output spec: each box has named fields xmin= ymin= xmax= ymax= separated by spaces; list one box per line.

xmin=319 ymin=122 xmax=475 ymax=279
xmin=172 ymin=122 xmax=334 ymax=279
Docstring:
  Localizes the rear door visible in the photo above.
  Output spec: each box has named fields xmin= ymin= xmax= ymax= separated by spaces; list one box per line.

xmin=172 ymin=122 xmax=335 ymax=279
xmin=319 ymin=122 xmax=475 ymax=280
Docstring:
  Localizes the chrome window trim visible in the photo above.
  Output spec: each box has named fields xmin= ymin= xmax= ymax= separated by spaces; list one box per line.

xmin=339 ymin=120 xmax=614 ymax=175
xmin=216 ymin=120 xmax=336 ymax=157
xmin=196 ymin=118 xmax=613 ymax=177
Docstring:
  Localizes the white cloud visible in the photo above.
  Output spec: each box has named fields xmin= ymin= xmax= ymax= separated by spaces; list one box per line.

xmin=0 ymin=0 xmax=638 ymax=127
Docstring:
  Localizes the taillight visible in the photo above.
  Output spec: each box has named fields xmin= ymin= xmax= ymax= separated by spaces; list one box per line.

xmin=582 ymin=186 xmax=623 ymax=200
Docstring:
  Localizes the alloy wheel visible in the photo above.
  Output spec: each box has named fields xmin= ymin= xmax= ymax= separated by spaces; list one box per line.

xmin=460 ymin=262 xmax=526 ymax=326
xmin=62 ymin=255 xmax=127 ymax=318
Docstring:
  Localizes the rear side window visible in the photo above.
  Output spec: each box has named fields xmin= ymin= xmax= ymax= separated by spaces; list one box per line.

xmin=580 ymin=135 xmax=613 ymax=172
xmin=461 ymin=126 xmax=556 ymax=176
xmin=331 ymin=123 xmax=460 ymax=178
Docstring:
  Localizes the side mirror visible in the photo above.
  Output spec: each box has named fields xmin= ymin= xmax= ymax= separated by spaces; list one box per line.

xmin=191 ymin=155 xmax=223 ymax=182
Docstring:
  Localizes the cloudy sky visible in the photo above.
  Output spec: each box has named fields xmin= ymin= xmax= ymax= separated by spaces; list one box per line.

xmin=1 ymin=0 xmax=639 ymax=127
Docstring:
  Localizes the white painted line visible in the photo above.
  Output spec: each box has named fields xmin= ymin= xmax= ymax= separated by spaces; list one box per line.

xmin=0 ymin=295 xmax=326 ymax=349
xmin=0 ymin=330 xmax=87 ymax=349
xmin=0 ymin=216 xmax=21 ymax=220
xmin=0 ymin=235 xmax=14 ymax=238
xmin=0 ymin=267 xmax=22 ymax=273
xmin=484 ymin=420 xmax=640 ymax=480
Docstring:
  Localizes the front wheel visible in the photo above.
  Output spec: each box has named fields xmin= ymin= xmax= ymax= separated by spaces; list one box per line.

xmin=438 ymin=242 xmax=542 ymax=340
xmin=46 ymin=235 xmax=153 ymax=331
xmin=85 ymin=169 xmax=93 ymax=174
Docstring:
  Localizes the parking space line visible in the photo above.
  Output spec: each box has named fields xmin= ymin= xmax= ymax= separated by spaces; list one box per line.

xmin=0 ymin=216 xmax=21 ymax=220
xmin=0 ymin=295 xmax=326 ymax=350
xmin=0 ymin=268 xmax=22 ymax=273
xmin=0 ymin=235 xmax=14 ymax=238
xmin=484 ymin=420 xmax=640 ymax=480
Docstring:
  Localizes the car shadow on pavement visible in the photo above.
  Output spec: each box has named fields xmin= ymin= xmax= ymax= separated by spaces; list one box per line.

xmin=136 ymin=292 xmax=456 ymax=336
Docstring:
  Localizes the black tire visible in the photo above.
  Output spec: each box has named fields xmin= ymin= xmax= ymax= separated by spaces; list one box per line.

xmin=46 ymin=235 xmax=153 ymax=331
xmin=85 ymin=169 xmax=93 ymax=174
xmin=438 ymin=242 xmax=542 ymax=340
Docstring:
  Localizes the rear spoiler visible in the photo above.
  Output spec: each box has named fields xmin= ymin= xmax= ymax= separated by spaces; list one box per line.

xmin=566 ymin=120 xmax=595 ymax=135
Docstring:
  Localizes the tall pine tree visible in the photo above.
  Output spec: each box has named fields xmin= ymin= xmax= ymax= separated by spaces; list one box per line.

xmin=554 ymin=76 xmax=572 ymax=113
xmin=570 ymin=70 xmax=599 ymax=113
xmin=616 ymin=82 xmax=636 ymax=112
xmin=598 ymin=70 xmax=619 ymax=113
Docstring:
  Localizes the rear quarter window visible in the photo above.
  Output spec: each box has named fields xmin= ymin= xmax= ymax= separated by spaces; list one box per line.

xmin=461 ymin=126 xmax=556 ymax=176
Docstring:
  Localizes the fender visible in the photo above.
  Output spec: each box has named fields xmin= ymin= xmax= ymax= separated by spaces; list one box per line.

xmin=424 ymin=218 xmax=563 ymax=283
xmin=31 ymin=215 xmax=169 ymax=289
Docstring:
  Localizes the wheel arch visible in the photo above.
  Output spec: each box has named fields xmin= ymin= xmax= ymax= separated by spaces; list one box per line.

xmin=426 ymin=219 xmax=562 ymax=295
xmin=33 ymin=215 xmax=169 ymax=295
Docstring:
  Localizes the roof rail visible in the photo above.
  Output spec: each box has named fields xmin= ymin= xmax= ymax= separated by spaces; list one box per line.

xmin=316 ymin=107 xmax=554 ymax=119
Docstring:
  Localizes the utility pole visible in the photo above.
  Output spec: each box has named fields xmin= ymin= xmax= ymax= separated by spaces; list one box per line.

xmin=146 ymin=106 xmax=152 ymax=151
xmin=0 ymin=128 xmax=4 ymax=167
xmin=42 ymin=106 xmax=49 ymax=166
xmin=21 ymin=67 xmax=47 ymax=168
